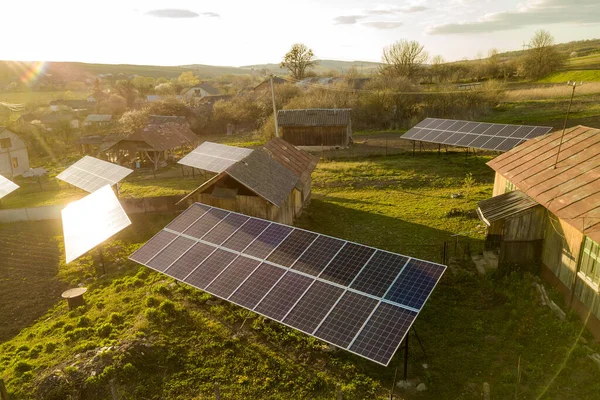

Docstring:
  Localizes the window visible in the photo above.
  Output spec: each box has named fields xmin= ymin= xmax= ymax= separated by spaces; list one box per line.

xmin=12 ymin=157 xmax=18 ymax=168
xmin=579 ymin=237 xmax=600 ymax=286
xmin=505 ymin=180 xmax=515 ymax=193
xmin=0 ymin=138 xmax=11 ymax=149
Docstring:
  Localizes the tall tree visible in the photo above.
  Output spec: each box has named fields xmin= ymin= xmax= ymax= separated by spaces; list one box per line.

xmin=178 ymin=71 xmax=199 ymax=87
xmin=116 ymin=80 xmax=138 ymax=108
xmin=381 ymin=40 xmax=428 ymax=79
xmin=521 ymin=30 xmax=564 ymax=80
xmin=281 ymin=43 xmax=317 ymax=80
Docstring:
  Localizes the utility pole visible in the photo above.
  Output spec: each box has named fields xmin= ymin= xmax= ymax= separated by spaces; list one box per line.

xmin=554 ymin=81 xmax=583 ymax=169
xmin=270 ymin=74 xmax=279 ymax=138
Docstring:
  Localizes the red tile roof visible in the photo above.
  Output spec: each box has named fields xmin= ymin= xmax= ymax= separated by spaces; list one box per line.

xmin=487 ymin=125 xmax=600 ymax=241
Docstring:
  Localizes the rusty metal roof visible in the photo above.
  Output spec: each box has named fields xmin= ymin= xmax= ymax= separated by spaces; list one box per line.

xmin=477 ymin=190 xmax=539 ymax=226
xmin=128 ymin=123 xmax=198 ymax=151
xmin=487 ymin=125 xmax=600 ymax=242
xmin=277 ymin=109 xmax=351 ymax=127
xmin=262 ymin=138 xmax=318 ymax=189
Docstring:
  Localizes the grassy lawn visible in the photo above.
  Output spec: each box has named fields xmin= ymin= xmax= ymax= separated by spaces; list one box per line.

xmin=565 ymin=53 xmax=600 ymax=70
xmin=538 ymin=70 xmax=600 ymax=83
xmin=2 ymin=151 xmax=600 ymax=399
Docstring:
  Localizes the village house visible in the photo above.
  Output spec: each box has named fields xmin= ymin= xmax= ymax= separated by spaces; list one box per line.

xmin=179 ymin=138 xmax=318 ymax=225
xmin=478 ymin=125 xmax=600 ymax=338
xmin=39 ymin=112 xmax=80 ymax=131
xmin=84 ymin=114 xmax=113 ymax=128
xmin=252 ymin=76 xmax=286 ymax=92
xmin=277 ymin=108 xmax=352 ymax=148
xmin=0 ymin=127 xmax=30 ymax=178
xmin=181 ymin=83 xmax=221 ymax=100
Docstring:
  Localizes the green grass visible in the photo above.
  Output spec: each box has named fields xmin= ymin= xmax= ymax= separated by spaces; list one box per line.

xmin=538 ymin=70 xmax=600 ymax=83
xmin=565 ymin=53 xmax=600 ymax=70
xmin=2 ymin=152 xmax=600 ymax=399
xmin=0 ymin=90 xmax=88 ymax=106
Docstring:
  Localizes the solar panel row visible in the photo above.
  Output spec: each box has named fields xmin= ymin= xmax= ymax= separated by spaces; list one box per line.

xmin=129 ymin=203 xmax=446 ymax=365
xmin=402 ymin=118 xmax=552 ymax=152
xmin=57 ymin=156 xmax=133 ymax=193
xmin=178 ymin=142 xmax=253 ymax=173
xmin=0 ymin=175 xmax=19 ymax=200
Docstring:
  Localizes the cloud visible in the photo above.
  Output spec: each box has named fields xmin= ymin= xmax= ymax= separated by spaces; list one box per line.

xmin=145 ymin=9 xmax=219 ymax=19
xmin=369 ymin=5 xmax=428 ymax=15
xmin=333 ymin=15 xmax=365 ymax=25
xmin=363 ymin=21 xmax=403 ymax=30
xmin=429 ymin=0 xmax=600 ymax=34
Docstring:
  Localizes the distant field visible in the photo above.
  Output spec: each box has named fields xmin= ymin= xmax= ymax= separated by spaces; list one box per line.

xmin=0 ymin=90 xmax=88 ymax=105
xmin=565 ymin=53 xmax=600 ymax=70
xmin=538 ymin=70 xmax=600 ymax=83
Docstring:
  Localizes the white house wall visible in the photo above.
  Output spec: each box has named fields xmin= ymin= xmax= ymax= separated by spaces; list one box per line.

xmin=0 ymin=129 xmax=30 ymax=177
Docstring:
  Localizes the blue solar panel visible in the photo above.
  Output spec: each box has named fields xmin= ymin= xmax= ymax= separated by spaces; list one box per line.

xmin=129 ymin=204 xmax=446 ymax=366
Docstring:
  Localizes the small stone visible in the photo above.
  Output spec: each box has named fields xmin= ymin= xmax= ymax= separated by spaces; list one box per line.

xmin=397 ymin=380 xmax=412 ymax=389
xmin=422 ymin=363 xmax=429 ymax=369
xmin=416 ymin=383 xmax=427 ymax=392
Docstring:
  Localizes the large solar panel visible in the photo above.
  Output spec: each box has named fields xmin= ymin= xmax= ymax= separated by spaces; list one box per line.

xmin=129 ymin=204 xmax=446 ymax=366
xmin=62 ymin=185 xmax=131 ymax=263
xmin=178 ymin=142 xmax=254 ymax=173
xmin=402 ymin=118 xmax=552 ymax=152
xmin=57 ymin=156 xmax=133 ymax=193
xmin=0 ymin=175 xmax=19 ymax=199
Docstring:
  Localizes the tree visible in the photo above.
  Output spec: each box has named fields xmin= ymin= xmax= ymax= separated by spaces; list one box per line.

xmin=430 ymin=55 xmax=447 ymax=83
xmin=520 ymin=30 xmax=564 ymax=80
xmin=116 ymin=80 xmax=138 ymax=108
xmin=178 ymin=71 xmax=199 ymax=87
xmin=280 ymin=43 xmax=317 ymax=80
xmin=381 ymin=40 xmax=428 ymax=79
xmin=132 ymin=76 xmax=156 ymax=97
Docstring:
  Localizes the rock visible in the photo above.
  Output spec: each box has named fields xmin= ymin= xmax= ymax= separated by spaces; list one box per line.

xmin=422 ymin=363 xmax=429 ymax=369
xmin=416 ymin=383 xmax=427 ymax=392
xmin=397 ymin=380 xmax=412 ymax=389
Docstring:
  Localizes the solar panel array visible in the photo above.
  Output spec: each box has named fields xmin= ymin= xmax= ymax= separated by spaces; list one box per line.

xmin=62 ymin=185 xmax=131 ymax=263
xmin=57 ymin=156 xmax=133 ymax=193
xmin=129 ymin=203 xmax=446 ymax=366
xmin=178 ymin=142 xmax=254 ymax=173
xmin=0 ymin=175 xmax=19 ymax=199
xmin=402 ymin=118 xmax=552 ymax=152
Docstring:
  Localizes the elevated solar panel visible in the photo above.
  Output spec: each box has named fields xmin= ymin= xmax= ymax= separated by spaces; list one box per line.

xmin=129 ymin=204 xmax=446 ymax=366
xmin=62 ymin=185 xmax=131 ymax=263
xmin=402 ymin=118 xmax=552 ymax=152
xmin=57 ymin=156 xmax=133 ymax=193
xmin=178 ymin=142 xmax=254 ymax=173
xmin=0 ymin=175 xmax=19 ymax=199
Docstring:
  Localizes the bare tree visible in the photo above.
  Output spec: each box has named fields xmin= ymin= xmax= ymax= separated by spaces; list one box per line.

xmin=281 ymin=44 xmax=317 ymax=80
xmin=381 ymin=40 xmax=429 ymax=79
xmin=521 ymin=30 xmax=564 ymax=80
xmin=430 ymin=55 xmax=446 ymax=83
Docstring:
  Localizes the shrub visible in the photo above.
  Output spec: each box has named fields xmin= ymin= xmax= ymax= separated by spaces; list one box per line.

xmin=14 ymin=361 xmax=33 ymax=376
xmin=109 ymin=313 xmax=125 ymax=325
xmin=77 ymin=316 xmax=92 ymax=328
xmin=145 ymin=296 xmax=160 ymax=308
xmin=45 ymin=342 xmax=58 ymax=354
xmin=96 ymin=323 xmax=113 ymax=338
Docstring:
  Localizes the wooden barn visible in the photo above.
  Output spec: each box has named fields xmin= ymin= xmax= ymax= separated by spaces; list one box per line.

xmin=478 ymin=125 xmax=600 ymax=338
xmin=101 ymin=123 xmax=198 ymax=169
xmin=180 ymin=138 xmax=318 ymax=225
xmin=277 ymin=109 xmax=352 ymax=148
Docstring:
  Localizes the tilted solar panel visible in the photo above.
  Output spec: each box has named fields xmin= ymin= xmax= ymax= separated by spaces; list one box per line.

xmin=129 ymin=204 xmax=446 ymax=366
xmin=402 ymin=118 xmax=552 ymax=152
xmin=0 ymin=175 xmax=19 ymax=199
xmin=57 ymin=156 xmax=133 ymax=193
xmin=178 ymin=142 xmax=253 ymax=173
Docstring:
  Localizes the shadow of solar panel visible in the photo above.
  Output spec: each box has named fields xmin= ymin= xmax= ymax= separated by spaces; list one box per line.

xmin=129 ymin=231 xmax=177 ymax=264
xmin=166 ymin=204 xmax=210 ymax=233
xmin=222 ymin=218 xmax=271 ymax=251
xmin=292 ymin=236 xmax=346 ymax=276
xmin=202 ymin=213 xmax=249 ymax=245
xmin=254 ymin=273 xmax=314 ymax=320
xmin=349 ymin=303 xmax=417 ymax=366
xmin=351 ymin=251 xmax=409 ymax=297
xmin=267 ymin=229 xmax=318 ymax=267
xmin=457 ymin=122 xmax=479 ymax=132
xmin=282 ymin=281 xmax=344 ymax=334
xmin=442 ymin=132 xmax=466 ymax=145
xmin=164 ymin=242 xmax=216 ymax=280
xmin=243 ymin=224 xmax=293 ymax=258
xmin=470 ymin=123 xmax=492 ymax=134
xmin=315 ymin=292 xmax=378 ymax=348
xmin=183 ymin=208 xmax=230 ymax=239
xmin=455 ymin=134 xmax=477 ymax=147
xmin=496 ymin=138 xmax=522 ymax=152
xmin=184 ymin=249 xmax=238 ymax=289
xmin=206 ymin=256 xmax=262 ymax=298
xmin=229 ymin=263 xmax=286 ymax=309
xmin=510 ymin=126 xmax=535 ymax=139
xmin=385 ymin=260 xmax=445 ymax=309
xmin=320 ymin=243 xmax=375 ymax=286
xmin=147 ymin=236 xmax=196 ymax=272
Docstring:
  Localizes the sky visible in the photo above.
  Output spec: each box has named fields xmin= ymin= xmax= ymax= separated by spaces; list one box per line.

xmin=1 ymin=0 xmax=599 ymax=67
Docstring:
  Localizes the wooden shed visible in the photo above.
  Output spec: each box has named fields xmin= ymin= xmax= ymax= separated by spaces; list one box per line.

xmin=277 ymin=109 xmax=352 ymax=148
xmin=179 ymin=138 xmax=318 ymax=225
xmin=482 ymin=125 xmax=600 ymax=338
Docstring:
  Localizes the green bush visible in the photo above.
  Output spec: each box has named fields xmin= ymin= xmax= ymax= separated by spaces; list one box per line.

xmin=45 ymin=342 xmax=58 ymax=354
xmin=96 ymin=323 xmax=113 ymax=338
xmin=145 ymin=296 xmax=160 ymax=308
xmin=77 ymin=316 xmax=92 ymax=328
xmin=14 ymin=360 xmax=33 ymax=376
xmin=109 ymin=313 xmax=125 ymax=325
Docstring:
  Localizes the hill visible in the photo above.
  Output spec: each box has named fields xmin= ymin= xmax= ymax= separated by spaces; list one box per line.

xmin=242 ymin=59 xmax=382 ymax=75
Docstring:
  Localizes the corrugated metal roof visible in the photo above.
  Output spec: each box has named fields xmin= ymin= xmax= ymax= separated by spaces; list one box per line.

xmin=477 ymin=190 xmax=539 ymax=226
xmin=277 ymin=109 xmax=351 ymax=127
xmin=112 ymin=123 xmax=198 ymax=151
xmin=85 ymin=114 xmax=112 ymax=122
xmin=262 ymin=138 xmax=318 ymax=189
xmin=487 ymin=125 xmax=600 ymax=242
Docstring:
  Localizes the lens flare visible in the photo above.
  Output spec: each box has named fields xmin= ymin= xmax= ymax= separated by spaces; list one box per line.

xmin=19 ymin=61 xmax=48 ymax=85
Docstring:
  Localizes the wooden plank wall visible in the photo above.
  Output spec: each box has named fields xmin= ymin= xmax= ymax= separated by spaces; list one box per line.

xmin=282 ymin=126 xmax=348 ymax=147
xmin=492 ymin=172 xmax=508 ymax=197
xmin=542 ymin=211 xmax=583 ymax=289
